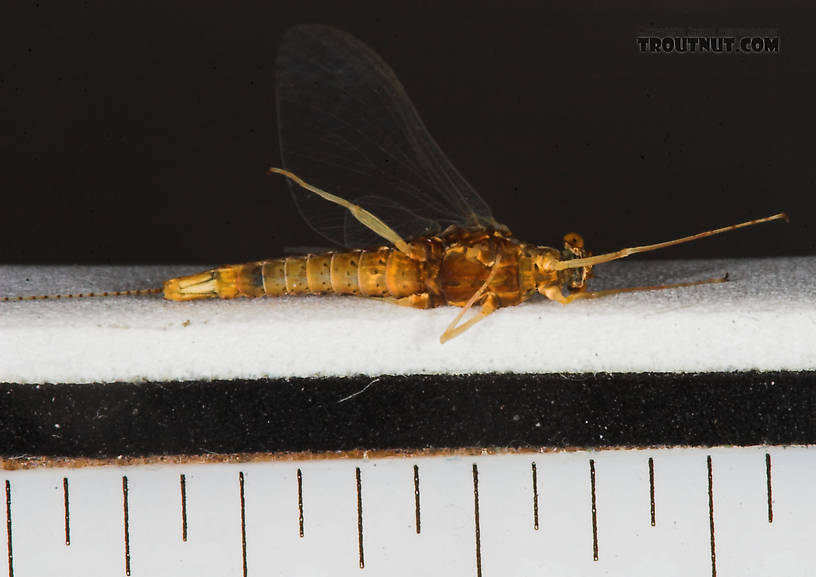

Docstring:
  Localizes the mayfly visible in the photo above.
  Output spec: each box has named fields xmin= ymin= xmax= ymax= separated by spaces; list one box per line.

xmin=4 ymin=25 xmax=787 ymax=343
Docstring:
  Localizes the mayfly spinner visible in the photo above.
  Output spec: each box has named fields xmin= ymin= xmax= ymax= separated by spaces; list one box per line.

xmin=5 ymin=25 xmax=787 ymax=343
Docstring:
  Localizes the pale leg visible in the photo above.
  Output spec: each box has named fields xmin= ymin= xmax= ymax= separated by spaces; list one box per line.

xmin=543 ymin=275 xmax=728 ymax=304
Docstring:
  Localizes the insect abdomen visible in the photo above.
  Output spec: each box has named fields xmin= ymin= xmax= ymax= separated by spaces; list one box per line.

xmin=262 ymin=251 xmax=373 ymax=296
xmin=163 ymin=248 xmax=424 ymax=301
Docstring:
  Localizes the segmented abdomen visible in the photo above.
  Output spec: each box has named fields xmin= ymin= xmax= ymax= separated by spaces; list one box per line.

xmin=163 ymin=248 xmax=423 ymax=301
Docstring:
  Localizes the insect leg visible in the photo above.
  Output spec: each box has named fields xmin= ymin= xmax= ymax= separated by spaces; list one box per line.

xmin=542 ymin=274 xmax=728 ymax=304
xmin=440 ymin=292 xmax=499 ymax=343
xmin=439 ymin=254 xmax=503 ymax=343
xmin=369 ymin=293 xmax=436 ymax=309
xmin=268 ymin=167 xmax=411 ymax=254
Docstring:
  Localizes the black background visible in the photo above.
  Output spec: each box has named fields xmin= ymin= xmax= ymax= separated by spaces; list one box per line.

xmin=2 ymin=1 xmax=813 ymax=265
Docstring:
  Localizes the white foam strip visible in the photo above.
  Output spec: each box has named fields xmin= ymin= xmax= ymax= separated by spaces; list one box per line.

xmin=1 ymin=257 xmax=814 ymax=383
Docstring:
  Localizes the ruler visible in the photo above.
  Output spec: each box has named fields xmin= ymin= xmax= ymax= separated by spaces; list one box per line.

xmin=2 ymin=445 xmax=809 ymax=576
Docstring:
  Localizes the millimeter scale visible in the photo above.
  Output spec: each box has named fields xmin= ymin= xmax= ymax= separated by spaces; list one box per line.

xmin=2 ymin=445 xmax=813 ymax=577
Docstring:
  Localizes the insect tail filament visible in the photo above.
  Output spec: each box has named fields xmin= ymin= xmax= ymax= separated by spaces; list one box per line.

xmin=1 ymin=287 xmax=162 ymax=302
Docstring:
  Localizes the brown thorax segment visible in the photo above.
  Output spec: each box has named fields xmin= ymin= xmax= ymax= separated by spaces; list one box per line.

xmin=435 ymin=227 xmax=523 ymax=308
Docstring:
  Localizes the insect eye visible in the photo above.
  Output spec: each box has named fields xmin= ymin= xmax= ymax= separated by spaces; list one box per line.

xmin=563 ymin=232 xmax=584 ymax=249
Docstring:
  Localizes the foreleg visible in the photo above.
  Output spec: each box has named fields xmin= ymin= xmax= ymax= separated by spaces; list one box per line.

xmin=268 ymin=167 xmax=411 ymax=254
xmin=542 ymin=275 xmax=729 ymax=304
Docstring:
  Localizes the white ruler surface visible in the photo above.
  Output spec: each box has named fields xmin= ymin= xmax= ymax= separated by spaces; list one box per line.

xmin=2 ymin=446 xmax=809 ymax=576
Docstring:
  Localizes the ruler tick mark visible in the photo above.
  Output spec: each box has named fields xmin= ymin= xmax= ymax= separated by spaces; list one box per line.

xmin=63 ymin=477 xmax=71 ymax=546
xmin=62 ymin=477 xmax=71 ymax=546
xmin=180 ymin=474 xmax=188 ymax=542
xmin=648 ymin=457 xmax=655 ymax=526
xmin=297 ymin=468 xmax=304 ymax=538
xmin=590 ymin=459 xmax=598 ymax=561
xmin=356 ymin=467 xmax=364 ymax=569
xmin=239 ymin=472 xmax=247 ymax=577
xmin=531 ymin=462 xmax=539 ymax=531
xmin=707 ymin=455 xmax=717 ymax=577
xmin=5 ymin=480 xmax=13 ymax=577
xmin=413 ymin=464 xmax=421 ymax=534
xmin=473 ymin=463 xmax=482 ymax=577
xmin=122 ymin=476 xmax=131 ymax=576
xmin=765 ymin=453 xmax=773 ymax=523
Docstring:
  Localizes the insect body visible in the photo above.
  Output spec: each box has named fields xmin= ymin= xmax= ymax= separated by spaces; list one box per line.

xmin=162 ymin=183 xmax=785 ymax=344
xmin=165 ymin=227 xmax=539 ymax=308
xmin=4 ymin=25 xmax=788 ymax=343
xmin=164 ymin=224 xmax=560 ymax=342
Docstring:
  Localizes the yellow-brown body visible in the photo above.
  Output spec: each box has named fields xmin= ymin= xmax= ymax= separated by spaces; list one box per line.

xmin=163 ymin=227 xmax=573 ymax=310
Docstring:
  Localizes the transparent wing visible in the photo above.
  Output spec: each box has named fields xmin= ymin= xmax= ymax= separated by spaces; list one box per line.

xmin=276 ymin=24 xmax=506 ymax=248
